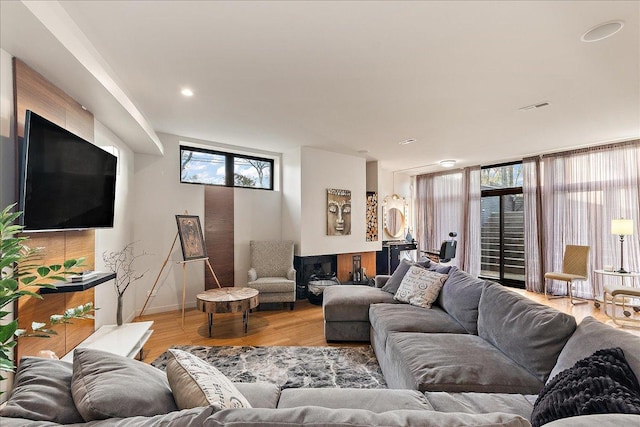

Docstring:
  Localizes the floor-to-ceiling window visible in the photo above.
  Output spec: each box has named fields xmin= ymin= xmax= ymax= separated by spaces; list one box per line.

xmin=480 ymin=162 xmax=525 ymax=287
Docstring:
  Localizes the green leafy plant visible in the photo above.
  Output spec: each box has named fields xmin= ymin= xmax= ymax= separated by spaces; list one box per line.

xmin=0 ymin=204 xmax=94 ymax=390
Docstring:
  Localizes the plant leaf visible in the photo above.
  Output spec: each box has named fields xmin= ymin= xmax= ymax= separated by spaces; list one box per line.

xmin=0 ymin=320 xmax=18 ymax=343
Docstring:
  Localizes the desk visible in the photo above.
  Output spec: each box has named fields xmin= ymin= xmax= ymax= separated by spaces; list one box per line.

xmin=196 ymin=287 xmax=259 ymax=337
xmin=376 ymin=241 xmax=418 ymax=275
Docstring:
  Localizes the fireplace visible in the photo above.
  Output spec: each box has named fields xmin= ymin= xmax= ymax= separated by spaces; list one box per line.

xmin=294 ymin=255 xmax=337 ymax=299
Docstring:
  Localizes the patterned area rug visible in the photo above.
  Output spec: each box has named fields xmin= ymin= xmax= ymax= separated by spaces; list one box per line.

xmin=151 ymin=345 xmax=386 ymax=389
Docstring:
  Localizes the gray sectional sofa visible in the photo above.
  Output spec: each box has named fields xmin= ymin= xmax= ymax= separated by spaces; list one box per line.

xmin=323 ymin=260 xmax=640 ymax=425
xmin=2 ymin=261 xmax=639 ymax=426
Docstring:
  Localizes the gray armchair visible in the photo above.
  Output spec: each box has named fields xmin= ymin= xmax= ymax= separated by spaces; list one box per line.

xmin=247 ymin=240 xmax=296 ymax=310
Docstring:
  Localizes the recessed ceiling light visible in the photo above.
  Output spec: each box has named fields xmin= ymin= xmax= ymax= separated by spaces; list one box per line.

xmin=439 ymin=159 xmax=456 ymax=168
xmin=581 ymin=20 xmax=624 ymax=42
xmin=181 ymin=88 xmax=194 ymax=97
xmin=399 ymin=138 xmax=416 ymax=145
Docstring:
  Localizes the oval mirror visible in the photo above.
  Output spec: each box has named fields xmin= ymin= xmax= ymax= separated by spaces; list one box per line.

xmin=385 ymin=207 xmax=405 ymax=238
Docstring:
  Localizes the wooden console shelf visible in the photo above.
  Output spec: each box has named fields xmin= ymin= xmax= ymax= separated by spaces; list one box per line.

xmin=61 ymin=321 xmax=154 ymax=362
xmin=40 ymin=272 xmax=116 ymax=294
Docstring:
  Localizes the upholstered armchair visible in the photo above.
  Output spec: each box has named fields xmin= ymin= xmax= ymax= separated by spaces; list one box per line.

xmin=247 ymin=240 xmax=296 ymax=310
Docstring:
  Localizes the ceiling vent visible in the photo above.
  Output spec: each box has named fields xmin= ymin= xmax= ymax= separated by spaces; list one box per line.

xmin=519 ymin=102 xmax=550 ymax=112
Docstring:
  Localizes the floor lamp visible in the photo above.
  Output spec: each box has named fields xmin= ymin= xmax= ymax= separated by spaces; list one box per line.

xmin=611 ymin=219 xmax=634 ymax=274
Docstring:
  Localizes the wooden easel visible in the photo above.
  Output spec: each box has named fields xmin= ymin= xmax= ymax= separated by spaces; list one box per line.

xmin=177 ymin=256 xmax=221 ymax=327
xmin=139 ymin=215 xmax=221 ymax=327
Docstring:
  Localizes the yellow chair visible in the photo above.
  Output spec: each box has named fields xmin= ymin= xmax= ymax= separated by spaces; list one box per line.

xmin=544 ymin=245 xmax=590 ymax=305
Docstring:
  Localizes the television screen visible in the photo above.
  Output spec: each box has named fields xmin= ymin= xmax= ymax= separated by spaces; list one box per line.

xmin=19 ymin=110 xmax=117 ymax=231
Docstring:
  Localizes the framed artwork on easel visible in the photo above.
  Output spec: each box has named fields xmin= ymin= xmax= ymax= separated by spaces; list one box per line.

xmin=175 ymin=214 xmax=207 ymax=261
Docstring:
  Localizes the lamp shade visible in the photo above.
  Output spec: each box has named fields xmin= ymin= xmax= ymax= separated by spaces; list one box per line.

xmin=611 ymin=219 xmax=634 ymax=236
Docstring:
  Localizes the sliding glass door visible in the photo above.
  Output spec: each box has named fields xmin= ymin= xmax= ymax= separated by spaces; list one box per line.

xmin=480 ymin=163 xmax=525 ymax=287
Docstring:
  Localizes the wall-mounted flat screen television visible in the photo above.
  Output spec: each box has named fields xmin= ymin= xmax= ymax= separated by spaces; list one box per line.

xmin=19 ymin=110 xmax=117 ymax=231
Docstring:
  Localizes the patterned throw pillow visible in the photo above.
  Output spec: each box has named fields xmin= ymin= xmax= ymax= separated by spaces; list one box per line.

xmin=393 ymin=266 xmax=448 ymax=308
xmin=166 ymin=349 xmax=252 ymax=411
xmin=531 ymin=347 xmax=640 ymax=427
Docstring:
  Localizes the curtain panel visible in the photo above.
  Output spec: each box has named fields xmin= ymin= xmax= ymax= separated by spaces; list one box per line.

xmin=523 ymin=156 xmax=544 ymax=292
xmin=540 ymin=141 xmax=640 ymax=298
xmin=415 ymin=167 xmax=481 ymax=275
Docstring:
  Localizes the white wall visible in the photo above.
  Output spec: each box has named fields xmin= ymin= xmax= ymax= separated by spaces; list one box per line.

xmin=234 ymin=187 xmax=282 ymax=286
xmin=133 ymin=132 xmax=285 ymax=313
xmin=0 ymin=49 xmax=14 ymax=210
xmin=282 ymin=147 xmax=302 ymax=250
xmin=93 ymin=121 xmax=136 ymax=327
xmin=132 ymin=132 xmax=204 ymax=315
xmin=0 ymin=47 xmax=15 ymax=399
xmin=295 ymin=147 xmax=381 ymax=256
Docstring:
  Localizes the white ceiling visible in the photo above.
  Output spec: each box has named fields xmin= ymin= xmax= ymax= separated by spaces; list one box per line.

xmin=1 ymin=1 xmax=639 ymax=174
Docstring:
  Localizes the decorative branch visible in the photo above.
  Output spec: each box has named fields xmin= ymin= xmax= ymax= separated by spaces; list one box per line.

xmin=102 ymin=242 xmax=148 ymax=297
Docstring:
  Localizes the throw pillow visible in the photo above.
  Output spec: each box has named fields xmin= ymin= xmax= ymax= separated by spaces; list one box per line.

xmin=71 ymin=347 xmax=178 ymax=421
xmin=393 ymin=266 xmax=448 ymax=308
xmin=530 ymin=347 xmax=640 ymax=427
xmin=0 ymin=357 xmax=84 ymax=424
xmin=381 ymin=259 xmax=428 ymax=294
xmin=166 ymin=349 xmax=252 ymax=410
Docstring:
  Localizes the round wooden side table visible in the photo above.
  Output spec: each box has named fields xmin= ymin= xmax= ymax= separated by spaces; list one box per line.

xmin=196 ymin=287 xmax=259 ymax=337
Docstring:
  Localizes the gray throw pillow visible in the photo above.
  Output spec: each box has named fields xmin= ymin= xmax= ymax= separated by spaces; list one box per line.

xmin=71 ymin=347 xmax=178 ymax=421
xmin=381 ymin=259 xmax=428 ymax=294
xmin=394 ymin=267 xmax=448 ymax=308
xmin=0 ymin=357 xmax=83 ymax=424
xmin=436 ymin=267 xmax=482 ymax=333
xmin=478 ymin=283 xmax=576 ymax=383
xmin=428 ymin=263 xmax=455 ymax=275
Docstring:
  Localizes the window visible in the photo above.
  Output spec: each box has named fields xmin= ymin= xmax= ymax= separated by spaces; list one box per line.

xmin=180 ymin=146 xmax=274 ymax=190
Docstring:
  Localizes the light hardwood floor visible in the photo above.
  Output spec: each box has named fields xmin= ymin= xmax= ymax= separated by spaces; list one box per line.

xmin=136 ymin=288 xmax=639 ymax=364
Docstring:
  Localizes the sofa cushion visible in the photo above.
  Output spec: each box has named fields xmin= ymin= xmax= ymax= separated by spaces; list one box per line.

xmin=166 ymin=349 xmax=251 ymax=410
xmin=384 ymin=332 xmax=543 ymax=394
xmin=531 ymin=347 xmax=640 ymax=427
xmin=204 ymin=406 xmax=532 ymax=427
xmin=381 ymin=259 xmax=428 ymax=294
xmin=0 ymin=357 xmax=83 ymax=424
xmin=233 ymin=382 xmax=281 ymax=409
xmin=425 ymin=392 xmax=535 ymax=421
xmin=323 ymin=285 xmax=395 ymax=322
xmin=71 ymin=347 xmax=178 ymax=421
xmin=437 ymin=267 xmax=484 ymax=334
xmin=542 ymin=414 xmax=640 ymax=426
xmin=278 ymin=388 xmax=434 ymax=412
xmin=369 ymin=304 xmax=466 ymax=336
xmin=394 ymin=267 xmax=448 ymax=308
xmin=548 ymin=316 xmax=640 ymax=383
xmin=478 ymin=283 xmax=576 ymax=383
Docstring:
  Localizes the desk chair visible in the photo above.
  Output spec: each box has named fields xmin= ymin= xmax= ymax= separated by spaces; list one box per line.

xmin=544 ymin=245 xmax=590 ymax=305
xmin=424 ymin=232 xmax=458 ymax=263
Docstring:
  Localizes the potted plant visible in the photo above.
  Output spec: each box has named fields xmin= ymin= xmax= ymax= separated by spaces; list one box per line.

xmin=0 ymin=204 xmax=94 ymax=393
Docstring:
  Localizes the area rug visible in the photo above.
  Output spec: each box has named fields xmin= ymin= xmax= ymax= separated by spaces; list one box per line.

xmin=151 ymin=345 xmax=386 ymax=389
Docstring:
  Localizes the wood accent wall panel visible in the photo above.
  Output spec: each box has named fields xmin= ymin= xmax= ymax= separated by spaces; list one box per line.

xmin=13 ymin=58 xmax=96 ymax=360
xmin=336 ymin=252 xmax=376 ymax=282
xmin=204 ymin=186 xmax=234 ymax=289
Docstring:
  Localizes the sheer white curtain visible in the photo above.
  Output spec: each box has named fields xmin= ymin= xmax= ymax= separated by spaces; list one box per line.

xmin=415 ymin=167 xmax=481 ymax=275
xmin=523 ymin=156 xmax=544 ymax=292
xmin=540 ymin=141 xmax=640 ymax=298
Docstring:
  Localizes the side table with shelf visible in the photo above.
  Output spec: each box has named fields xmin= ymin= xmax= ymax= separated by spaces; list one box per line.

xmin=61 ymin=321 xmax=154 ymax=362
xmin=592 ymin=270 xmax=640 ymax=326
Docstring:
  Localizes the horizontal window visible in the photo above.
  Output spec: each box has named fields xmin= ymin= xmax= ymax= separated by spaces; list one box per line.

xmin=180 ymin=146 xmax=274 ymax=190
